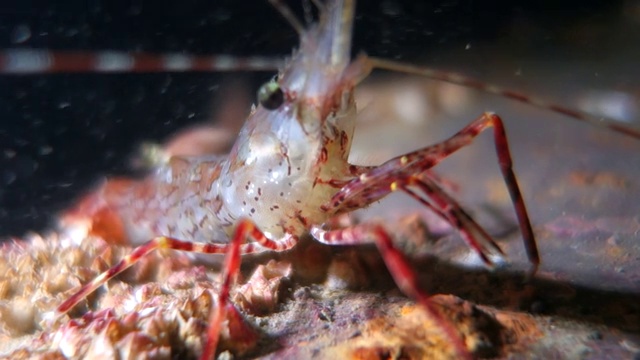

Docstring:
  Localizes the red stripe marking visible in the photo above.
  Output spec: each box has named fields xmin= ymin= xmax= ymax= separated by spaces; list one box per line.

xmin=50 ymin=52 xmax=97 ymax=72
xmin=549 ymin=105 xmax=583 ymax=119
xmin=502 ymin=90 xmax=530 ymax=103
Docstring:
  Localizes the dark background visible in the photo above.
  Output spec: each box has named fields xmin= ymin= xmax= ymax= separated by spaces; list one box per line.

xmin=0 ymin=0 xmax=637 ymax=237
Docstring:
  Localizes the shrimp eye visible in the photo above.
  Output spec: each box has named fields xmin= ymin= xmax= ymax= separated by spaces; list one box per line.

xmin=257 ymin=81 xmax=284 ymax=110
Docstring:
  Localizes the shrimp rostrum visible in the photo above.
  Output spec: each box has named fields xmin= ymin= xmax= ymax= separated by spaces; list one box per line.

xmin=55 ymin=0 xmax=542 ymax=359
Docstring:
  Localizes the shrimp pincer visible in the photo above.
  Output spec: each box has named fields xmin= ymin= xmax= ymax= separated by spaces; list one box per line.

xmin=51 ymin=0 xmax=552 ymax=359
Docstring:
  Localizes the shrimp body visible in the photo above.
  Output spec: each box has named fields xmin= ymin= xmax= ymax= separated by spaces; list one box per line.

xmin=62 ymin=0 xmax=359 ymax=248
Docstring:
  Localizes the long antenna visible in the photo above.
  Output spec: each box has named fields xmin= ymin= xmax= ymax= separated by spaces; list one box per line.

xmin=268 ymin=0 xmax=305 ymax=35
xmin=369 ymin=57 xmax=640 ymax=140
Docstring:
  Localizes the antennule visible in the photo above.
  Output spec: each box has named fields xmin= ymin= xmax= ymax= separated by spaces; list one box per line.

xmin=268 ymin=0 xmax=305 ymax=35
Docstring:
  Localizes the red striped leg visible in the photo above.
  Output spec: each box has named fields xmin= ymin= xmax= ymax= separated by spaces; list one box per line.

xmin=311 ymin=224 xmax=472 ymax=360
xmin=401 ymin=174 xmax=505 ymax=265
xmin=319 ymin=171 xmax=505 ymax=267
xmin=57 ymin=237 xmax=255 ymax=314
xmin=201 ymin=219 xmax=298 ymax=360
xmin=57 ymin=225 xmax=297 ymax=315
xmin=333 ymin=112 xmax=538 ymax=272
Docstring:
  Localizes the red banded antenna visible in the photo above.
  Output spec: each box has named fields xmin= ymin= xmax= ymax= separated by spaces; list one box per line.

xmin=0 ymin=49 xmax=284 ymax=74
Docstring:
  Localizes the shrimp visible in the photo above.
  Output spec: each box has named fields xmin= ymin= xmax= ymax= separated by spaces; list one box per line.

xmin=10 ymin=0 xmax=636 ymax=359
xmin=48 ymin=1 xmax=526 ymax=358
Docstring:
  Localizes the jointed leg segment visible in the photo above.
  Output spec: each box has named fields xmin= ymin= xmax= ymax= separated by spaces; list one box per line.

xmin=329 ymin=112 xmax=539 ymax=271
xmin=311 ymin=223 xmax=473 ymax=359
xmin=56 ymin=219 xmax=298 ymax=360
xmin=201 ymin=220 xmax=298 ymax=359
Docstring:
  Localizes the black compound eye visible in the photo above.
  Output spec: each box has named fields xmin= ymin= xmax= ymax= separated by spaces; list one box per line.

xmin=257 ymin=81 xmax=285 ymax=110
